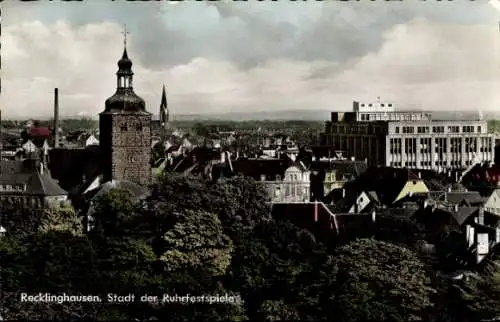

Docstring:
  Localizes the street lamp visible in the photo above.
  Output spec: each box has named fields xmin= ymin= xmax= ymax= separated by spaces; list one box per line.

xmin=0 ymin=225 xmax=6 ymax=238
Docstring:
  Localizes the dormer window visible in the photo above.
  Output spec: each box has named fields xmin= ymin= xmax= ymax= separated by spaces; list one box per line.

xmin=260 ymin=174 xmax=266 ymax=181
xmin=276 ymin=175 xmax=281 ymax=181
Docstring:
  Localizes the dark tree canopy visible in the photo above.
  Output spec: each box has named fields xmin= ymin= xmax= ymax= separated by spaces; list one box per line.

xmin=2 ymin=173 xmax=482 ymax=321
xmin=328 ymin=239 xmax=436 ymax=322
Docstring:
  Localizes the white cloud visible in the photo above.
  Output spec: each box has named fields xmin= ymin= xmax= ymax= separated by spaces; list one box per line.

xmin=2 ymin=18 xmax=500 ymax=119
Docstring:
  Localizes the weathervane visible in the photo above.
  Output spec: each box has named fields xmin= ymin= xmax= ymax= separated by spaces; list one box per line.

xmin=121 ymin=24 xmax=130 ymax=48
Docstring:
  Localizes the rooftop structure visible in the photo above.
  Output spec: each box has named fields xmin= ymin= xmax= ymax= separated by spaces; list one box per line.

xmin=320 ymin=100 xmax=495 ymax=171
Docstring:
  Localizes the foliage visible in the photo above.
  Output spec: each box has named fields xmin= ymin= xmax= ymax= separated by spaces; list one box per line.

xmin=90 ymin=188 xmax=142 ymax=238
xmin=160 ymin=209 xmax=233 ymax=277
xmin=373 ymin=215 xmax=427 ymax=248
xmin=2 ymin=200 xmax=44 ymax=237
xmin=2 ymin=173 xmax=473 ymax=321
xmin=452 ymin=261 xmax=500 ymax=321
xmin=258 ymin=300 xmax=300 ymax=321
xmin=228 ymin=219 xmax=328 ymax=320
xmin=151 ymin=174 xmax=271 ymax=244
xmin=39 ymin=202 xmax=84 ymax=236
xmin=328 ymin=239 xmax=436 ymax=322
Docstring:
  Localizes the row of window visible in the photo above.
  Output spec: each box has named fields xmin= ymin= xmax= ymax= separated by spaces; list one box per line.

xmin=0 ymin=195 xmax=43 ymax=208
xmin=390 ymin=160 xmax=475 ymax=167
xmin=260 ymin=174 xmax=303 ymax=181
xmin=0 ymin=184 xmax=26 ymax=191
xmin=395 ymin=125 xmax=481 ymax=134
xmin=360 ymin=103 xmax=393 ymax=108
xmin=361 ymin=113 xmax=421 ymax=122
xmin=390 ymin=137 xmax=492 ymax=154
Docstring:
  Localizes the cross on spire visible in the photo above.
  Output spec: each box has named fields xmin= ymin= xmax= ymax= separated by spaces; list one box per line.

xmin=121 ymin=24 xmax=130 ymax=48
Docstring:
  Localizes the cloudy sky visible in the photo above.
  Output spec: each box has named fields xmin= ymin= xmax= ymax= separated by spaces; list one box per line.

xmin=2 ymin=0 xmax=500 ymax=119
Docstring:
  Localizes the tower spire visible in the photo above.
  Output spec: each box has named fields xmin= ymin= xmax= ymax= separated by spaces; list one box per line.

xmin=160 ymin=84 xmax=169 ymax=128
xmin=121 ymin=24 xmax=129 ymax=49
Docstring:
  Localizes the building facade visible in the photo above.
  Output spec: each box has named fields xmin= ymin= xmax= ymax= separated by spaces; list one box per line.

xmin=320 ymin=101 xmax=495 ymax=171
xmin=99 ymin=47 xmax=152 ymax=186
xmin=262 ymin=163 xmax=311 ymax=203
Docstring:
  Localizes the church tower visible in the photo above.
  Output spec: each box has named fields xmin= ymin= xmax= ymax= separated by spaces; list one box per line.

xmin=159 ymin=84 xmax=169 ymax=130
xmin=99 ymin=27 xmax=152 ymax=186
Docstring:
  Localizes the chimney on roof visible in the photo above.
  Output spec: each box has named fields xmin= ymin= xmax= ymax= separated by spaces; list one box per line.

xmin=454 ymin=204 xmax=458 ymax=213
xmin=54 ymin=88 xmax=60 ymax=148
xmin=342 ymin=188 xmax=346 ymax=199
xmin=372 ymin=209 xmax=376 ymax=223
xmin=479 ymin=207 xmax=484 ymax=225
xmin=418 ymin=171 xmax=421 ymax=179
xmin=448 ymin=186 xmax=452 ymax=193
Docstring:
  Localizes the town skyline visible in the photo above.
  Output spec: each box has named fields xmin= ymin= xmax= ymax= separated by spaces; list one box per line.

xmin=3 ymin=1 xmax=500 ymax=118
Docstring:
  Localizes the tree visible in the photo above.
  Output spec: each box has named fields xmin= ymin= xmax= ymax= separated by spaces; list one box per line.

xmin=323 ymin=239 xmax=436 ymax=322
xmin=90 ymin=188 xmax=142 ymax=238
xmin=228 ymin=219 xmax=328 ymax=320
xmin=150 ymin=174 xmax=271 ymax=245
xmin=257 ymin=300 xmax=300 ymax=321
xmin=452 ymin=261 xmax=500 ymax=321
xmin=2 ymin=201 xmax=44 ymax=238
xmin=193 ymin=122 xmax=210 ymax=137
xmin=1 ymin=230 xmax=104 ymax=321
xmin=39 ymin=202 xmax=83 ymax=236
xmin=373 ymin=215 xmax=427 ymax=248
xmin=159 ymin=209 xmax=233 ymax=278
xmin=210 ymin=176 xmax=272 ymax=242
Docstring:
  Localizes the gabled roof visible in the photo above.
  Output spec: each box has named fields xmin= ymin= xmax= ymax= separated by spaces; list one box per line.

xmin=347 ymin=167 xmax=424 ymax=206
xmin=449 ymin=207 xmax=479 ymax=226
xmin=230 ymin=158 xmax=293 ymax=181
xmin=0 ymin=160 xmax=67 ymax=196
xmin=430 ymin=191 xmax=487 ymax=206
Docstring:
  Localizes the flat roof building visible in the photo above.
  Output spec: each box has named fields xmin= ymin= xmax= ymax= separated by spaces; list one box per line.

xmin=320 ymin=100 xmax=495 ymax=172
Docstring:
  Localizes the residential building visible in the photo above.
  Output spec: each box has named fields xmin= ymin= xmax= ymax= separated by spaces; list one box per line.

xmin=0 ymin=157 xmax=68 ymax=208
xmin=320 ymin=100 xmax=495 ymax=171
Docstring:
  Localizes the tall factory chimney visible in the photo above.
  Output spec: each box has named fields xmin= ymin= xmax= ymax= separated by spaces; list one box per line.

xmin=53 ymin=88 xmax=60 ymax=148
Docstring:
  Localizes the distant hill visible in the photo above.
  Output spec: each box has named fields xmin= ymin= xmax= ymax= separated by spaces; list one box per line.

xmin=172 ymin=110 xmax=331 ymax=121
xmin=5 ymin=109 xmax=500 ymax=122
xmin=173 ymin=109 xmax=497 ymax=122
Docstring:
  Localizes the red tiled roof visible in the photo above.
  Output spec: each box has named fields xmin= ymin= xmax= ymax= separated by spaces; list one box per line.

xmin=29 ymin=127 xmax=51 ymax=137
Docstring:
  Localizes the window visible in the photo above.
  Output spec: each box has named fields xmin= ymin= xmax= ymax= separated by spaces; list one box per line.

xmin=368 ymin=104 xmax=373 ymax=107
xmin=388 ymin=104 xmax=392 ymax=107
xmin=395 ymin=127 xmax=399 ymax=134
xmin=136 ymin=124 xmax=143 ymax=131
xmin=120 ymin=124 xmax=128 ymax=132
xmin=381 ymin=104 xmax=385 ymax=107
xmin=478 ymin=126 xmax=482 ymax=133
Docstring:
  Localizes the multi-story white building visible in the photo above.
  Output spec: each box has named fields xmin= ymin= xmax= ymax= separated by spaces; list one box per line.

xmin=320 ymin=100 xmax=495 ymax=171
